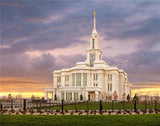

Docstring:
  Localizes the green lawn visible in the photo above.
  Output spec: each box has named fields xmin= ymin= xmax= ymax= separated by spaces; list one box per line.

xmin=0 ymin=114 xmax=160 ymax=126
xmin=47 ymin=102 xmax=159 ymax=110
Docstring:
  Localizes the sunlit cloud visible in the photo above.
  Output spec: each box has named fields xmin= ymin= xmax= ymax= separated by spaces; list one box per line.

xmin=132 ymin=88 xmax=160 ymax=97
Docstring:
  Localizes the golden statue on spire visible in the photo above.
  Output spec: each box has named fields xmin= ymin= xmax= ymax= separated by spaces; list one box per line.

xmin=94 ymin=11 xmax=96 ymax=16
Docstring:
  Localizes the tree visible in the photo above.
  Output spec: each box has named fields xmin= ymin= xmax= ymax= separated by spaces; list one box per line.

xmin=127 ymin=94 xmax=130 ymax=102
xmin=15 ymin=95 xmax=22 ymax=100
xmin=122 ymin=93 xmax=126 ymax=101
xmin=113 ymin=91 xmax=118 ymax=100
xmin=54 ymin=94 xmax=57 ymax=100
xmin=133 ymin=94 xmax=139 ymax=101
xmin=80 ymin=94 xmax=83 ymax=100
xmin=31 ymin=95 xmax=36 ymax=100
xmin=7 ymin=94 xmax=12 ymax=100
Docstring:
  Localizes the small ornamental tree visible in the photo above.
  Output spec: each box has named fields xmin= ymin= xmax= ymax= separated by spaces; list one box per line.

xmin=122 ymin=93 xmax=126 ymax=101
xmin=54 ymin=94 xmax=57 ymax=100
xmin=80 ymin=94 xmax=83 ymax=100
xmin=127 ymin=94 xmax=130 ymax=102
xmin=113 ymin=91 xmax=118 ymax=100
xmin=133 ymin=94 xmax=139 ymax=101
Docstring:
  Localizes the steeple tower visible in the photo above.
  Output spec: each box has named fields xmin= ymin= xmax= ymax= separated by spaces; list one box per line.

xmin=86 ymin=11 xmax=102 ymax=67
xmin=90 ymin=11 xmax=99 ymax=49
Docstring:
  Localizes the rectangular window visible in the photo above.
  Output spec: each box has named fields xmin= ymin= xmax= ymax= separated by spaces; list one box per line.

xmin=93 ymin=39 xmax=94 ymax=49
xmin=70 ymin=92 xmax=72 ymax=100
xmin=108 ymin=83 xmax=112 ymax=91
xmin=66 ymin=92 xmax=69 ymax=100
xmin=76 ymin=73 xmax=81 ymax=86
xmin=83 ymin=73 xmax=87 ymax=86
xmin=72 ymin=74 xmax=75 ymax=86
xmin=65 ymin=75 xmax=69 ymax=81
xmin=57 ymin=77 xmax=61 ymax=82
xmin=66 ymin=92 xmax=72 ymax=100
xmin=90 ymin=54 xmax=95 ymax=67
xmin=93 ymin=74 xmax=98 ymax=81
xmin=65 ymin=75 xmax=69 ymax=86
xmin=61 ymin=93 xmax=64 ymax=100
xmin=108 ymin=74 xmax=112 ymax=81
xmin=74 ymin=92 xmax=78 ymax=100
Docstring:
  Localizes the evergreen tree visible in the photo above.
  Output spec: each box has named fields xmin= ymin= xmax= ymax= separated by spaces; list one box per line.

xmin=80 ymin=94 xmax=83 ymax=100
xmin=54 ymin=94 xmax=57 ymax=100
xmin=127 ymin=94 xmax=130 ymax=102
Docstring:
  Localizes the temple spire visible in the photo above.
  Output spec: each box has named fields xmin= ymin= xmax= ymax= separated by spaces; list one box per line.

xmin=92 ymin=11 xmax=98 ymax=35
xmin=94 ymin=11 xmax=96 ymax=30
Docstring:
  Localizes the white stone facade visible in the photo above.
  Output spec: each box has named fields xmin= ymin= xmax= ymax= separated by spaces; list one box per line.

xmin=45 ymin=12 xmax=131 ymax=101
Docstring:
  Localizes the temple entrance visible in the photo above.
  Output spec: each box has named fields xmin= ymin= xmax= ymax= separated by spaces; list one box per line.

xmin=88 ymin=91 xmax=95 ymax=101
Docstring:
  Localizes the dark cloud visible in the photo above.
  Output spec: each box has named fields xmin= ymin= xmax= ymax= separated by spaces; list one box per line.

xmin=104 ymin=50 xmax=160 ymax=83
xmin=0 ymin=52 xmax=86 ymax=83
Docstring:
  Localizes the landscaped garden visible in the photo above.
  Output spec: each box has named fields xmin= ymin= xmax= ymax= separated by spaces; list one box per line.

xmin=50 ymin=101 xmax=158 ymax=110
xmin=0 ymin=114 xmax=160 ymax=126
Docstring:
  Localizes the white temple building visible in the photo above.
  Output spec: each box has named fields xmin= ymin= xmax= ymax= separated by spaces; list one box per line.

xmin=45 ymin=11 xmax=131 ymax=101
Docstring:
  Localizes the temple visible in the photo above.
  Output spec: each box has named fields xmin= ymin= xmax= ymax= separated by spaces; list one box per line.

xmin=45 ymin=11 xmax=131 ymax=101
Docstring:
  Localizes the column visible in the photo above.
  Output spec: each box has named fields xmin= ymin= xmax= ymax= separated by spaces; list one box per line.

xmin=72 ymin=92 xmax=74 ymax=101
xmin=81 ymin=73 xmax=83 ymax=87
xmin=52 ymin=91 xmax=55 ymax=100
xmin=45 ymin=91 xmax=48 ymax=100
xmin=95 ymin=91 xmax=98 ymax=101
xmin=85 ymin=91 xmax=88 ymax=101
xmin=64 ymin=92 xmax=66 ymax=100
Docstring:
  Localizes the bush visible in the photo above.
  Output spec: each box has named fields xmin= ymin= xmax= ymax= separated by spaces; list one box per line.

xmin=108 ymin=111 xmax=111 ymax=115
xmin=149 ymin=109 xmax=153 ymax=114
xmin=11 ymin=109 xmax=15 ymax=113
xmin=117 ymin=110 xmax=121 ymax=114
xmin=80 ymin=94 xmax=83 ymax=100
xmin=70 ymin=111 xmax=74 ymax=115
xmin=90 ymin=110 xmax=93 ymax=114
xmin=79 ymin=111 xmax=83 ymax=115
xmin=99 ymin=111 xmax=103 ymax=115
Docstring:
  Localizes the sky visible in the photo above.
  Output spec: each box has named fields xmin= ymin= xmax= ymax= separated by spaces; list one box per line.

xmin=0 ymin=0 xmax=160 ymax=98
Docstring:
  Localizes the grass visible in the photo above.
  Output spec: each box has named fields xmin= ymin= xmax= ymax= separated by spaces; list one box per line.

xmin=0 ymin=114 xmax=160 ymax=126
xmin=46 ymin=102 xmax=159 ymax=110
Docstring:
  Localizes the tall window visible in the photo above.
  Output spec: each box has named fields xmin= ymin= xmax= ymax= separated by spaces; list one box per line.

xmin=57 ymin=77 xmax=61 ymax=82
xmin=72 ymin=74 xmax=75 ymax=86
xmin=57 ymin=76 xmax=61 ymax=87
xmin=76 ymin=73 xmax=81 ymax=86
xmin=93 ymin=74 xmax=98 ymax=81
xmin=92 ymin=39 xmax=94 ymax=49
xmin=65 ymin=75 xmax=69 ymax=81
xmin=83 ymin=73 xmax=87 ymax=86
xmin=61 ymin=93 xmax=64 ymax=100
xmin=65 ymin=75 xmax=69 ymax=86
xmin=90 ymin=54 xmax=95 ymax=67
xmin=74 ymin=92 xmax=78 ymax=100
xmin=108 ymin=74 xmax=112 ymax=81
xmin=108 ymin=83 xmax=112 ymax=91
xmin=66 ymin=92 xmax=72 ymax=100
